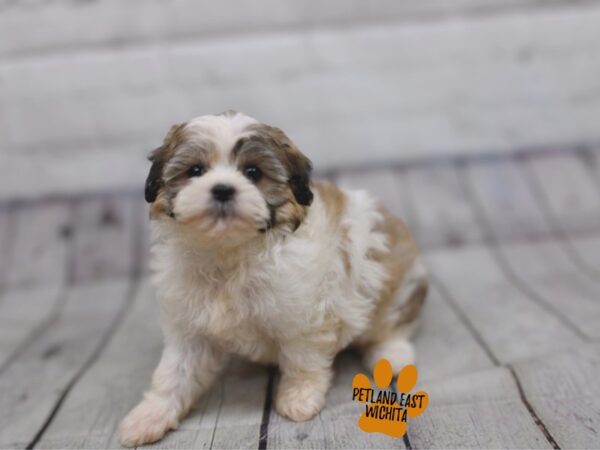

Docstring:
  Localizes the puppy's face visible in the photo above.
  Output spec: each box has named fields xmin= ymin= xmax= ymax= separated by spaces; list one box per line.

xmin=145 ymin=111 xmax=313 ymax=246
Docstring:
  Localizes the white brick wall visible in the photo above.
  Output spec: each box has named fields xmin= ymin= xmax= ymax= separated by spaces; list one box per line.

xmin=1 ymin=0 xmax=599 ymax=199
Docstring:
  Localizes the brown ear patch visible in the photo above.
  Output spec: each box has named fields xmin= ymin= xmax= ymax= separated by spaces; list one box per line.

xmin=246 ymin=123 xmax=314 ymax=206
xmin=144 ymin=123 xmax=187 ymax=205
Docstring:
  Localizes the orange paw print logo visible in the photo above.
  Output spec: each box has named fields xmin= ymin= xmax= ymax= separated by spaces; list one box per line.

xmin=352 ymin=359 xmax=429 ymax=438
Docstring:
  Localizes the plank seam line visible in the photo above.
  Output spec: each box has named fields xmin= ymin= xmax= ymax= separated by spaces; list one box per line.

xmin=2 ymin=0 xmax=598 ymax=62
xmin=258 ymin=367 xmax=276 ymax=450
xmin=518 ymin=154 xmax=600 ymax=282
xmin=433 ymin=275 xmax=563 ymax=449
xmin=508 ymin=366 xmax=561 ymax=449
xmin=208 ymin=381 xmax=225 ymax=450
xmin=459 ymin=160 xmax=590 ymax=342
xmin=389 ymin=377 xmax=413 ymax=449
xmin=403 ymin=431 xmax=413 ymax=449
xmin=0 ymin=290 xmax=68 ymax=376
xmin=65 ymin=198 xmax=78 ymax=286
xmin=0 ymin=200 xmax=75 ymax=375
xmin=25 ymin=278 xmax=141 ymax=449
xmin=429 ymin=275 xmax=500 ymax=366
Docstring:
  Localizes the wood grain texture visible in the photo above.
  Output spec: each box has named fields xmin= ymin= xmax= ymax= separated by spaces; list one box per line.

xmin=466 ymin=159 xmax=600 ymax=340
xmin=512 ymin=343 xmax=600 ymax=449
xmin=3 ymin=149 xmax=600 ymax=448
xmin=466 ymin=158 xmax=553 ymax=242
xmin=0 ymin=279 xmax=130 ymax=449
xmin=0 ymin=284 xmax=64 ymax=373
xmin=71 ymin=195 xmax=139 ymax=283
xmin=3 ymin=3 xmax=600 ymax=199
xmin=401 ymin=160 xmax=583 ymax=361
xmin=415 ymin=283 xmax=494 ymax=383
xmin=4 ymin=202 xmax=71 ymax=287
xmin=525 ymin=153 xmax=600 ymax=235
xmin=200 ymin=361 xmax=269 ymax=450
xmin=524 ymin=153 xmax=600 ymax=277
xmin=405 ymin=163 xmax=484 ymax=248
xmin=490 ymin=239 xmax=600 ymax=339
xmin=36 ymin=281 xmax=160 ymax=449
xmin=427 ymin=245 xmax=582 ymax=363
xmin=410 ymin=367 xmax=552 ymax=449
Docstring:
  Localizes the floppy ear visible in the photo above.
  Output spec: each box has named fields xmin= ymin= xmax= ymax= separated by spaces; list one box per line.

xmin=144 ymin=123 xmax=185 ymax=203
xmin=144 ymin=147 xmax=164 ymax=203
xmin=288 ymin=152 xmax=313 ymax=206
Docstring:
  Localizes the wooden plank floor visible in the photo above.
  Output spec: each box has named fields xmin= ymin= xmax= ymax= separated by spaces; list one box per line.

xmin=1 ymin=148 xmax=599 ymax=449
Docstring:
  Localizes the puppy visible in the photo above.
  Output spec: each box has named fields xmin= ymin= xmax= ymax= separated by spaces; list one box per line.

xmin=119 ymin=111 xmax=427 ymax=447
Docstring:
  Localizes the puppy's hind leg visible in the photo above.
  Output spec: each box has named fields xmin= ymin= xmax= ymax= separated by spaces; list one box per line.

xmin=361 ymin=260 xmax=428 ymax=374
xmin=361 ymin=322 xmax=419 ymax=375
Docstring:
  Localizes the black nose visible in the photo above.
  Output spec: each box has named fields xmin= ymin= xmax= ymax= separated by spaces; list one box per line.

xmin=211 ymin=184 xmax=236 ymax=202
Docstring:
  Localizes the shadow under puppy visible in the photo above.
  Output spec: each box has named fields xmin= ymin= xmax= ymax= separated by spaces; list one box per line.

xmin=120 ymin=111 xmax=428 ymax=447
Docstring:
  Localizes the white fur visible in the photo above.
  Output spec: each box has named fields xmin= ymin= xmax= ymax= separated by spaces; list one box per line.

xmin=120 ymin=113 xmax=424 ymax=447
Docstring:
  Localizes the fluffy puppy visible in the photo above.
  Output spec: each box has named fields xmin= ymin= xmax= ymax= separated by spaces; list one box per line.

xmin=119 ymin=111 xmax=428 ymax=447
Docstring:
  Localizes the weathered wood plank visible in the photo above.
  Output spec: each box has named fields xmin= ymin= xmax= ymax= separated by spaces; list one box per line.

xmin=512 ymin=343 xmax=600 ymax=449
xmin=196 ymin=361 xmax=269 ymax=450
xmin=488 ymin=239 xmax=600 ymax=339
xmin=402 ymin=160 xmax=580 ymax=446
xmin=4 ymin=202 xmax=71 ymax=287
xmin=0 ymin=279 xmax=130 ymax=449
xmin=524 ymin=152 xmax=600 ymax=276
xmin=71 ymin=195 xmax=138 ymax=283
xmin=415 ymin=283 xmax=494 ymax=383
xmin=0 ymin=285 xmax=64 ymax=373
xmin=526 ymin=152 xmax=600 ymax=235
xmin=4 ymin=3 xmax=600 ymax=199
xmin=405 ymin=163 xmax=484 ymax=248
xmin=35 ymin=281 xmax=159 ymax=449
xmin=268 ymin=352 xmax=404 ymax=449
xmin=467 ymin=159 xmax=600 ymax=340
xmin=409 ymin=366 xmax=552 ymax=449
xmin=0 ymin=0 xmax=570 ymax=57
xmin=427 ymin=245 xmax=582 ymax=363
xmin=466 ymin=158 xmax=552 ymax=241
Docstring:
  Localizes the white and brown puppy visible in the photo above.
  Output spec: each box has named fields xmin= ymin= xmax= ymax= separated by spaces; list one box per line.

xmin=119 ymin=111 xmax=428 ymax=447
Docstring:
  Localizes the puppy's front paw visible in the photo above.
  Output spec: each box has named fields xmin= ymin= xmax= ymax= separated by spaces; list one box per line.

xmin=275 ymin=380 xmax=326 ymax=422
xmin=119 ymin=398 xmax=177 ymax=448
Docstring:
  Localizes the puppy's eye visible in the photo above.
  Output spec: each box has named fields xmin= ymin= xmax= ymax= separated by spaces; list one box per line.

xmin=187 ymin=164 xmax=205 ymax=177
xmin=243 ymin=165 xmax=262 ymax=182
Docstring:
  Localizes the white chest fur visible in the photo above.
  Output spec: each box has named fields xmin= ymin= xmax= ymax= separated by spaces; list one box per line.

xmin=149 ymin=189 xmax=389 ymax=364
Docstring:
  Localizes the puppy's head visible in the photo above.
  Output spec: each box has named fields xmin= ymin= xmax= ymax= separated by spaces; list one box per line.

xmin=145 ymin=111 xmax=313 ymax=246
